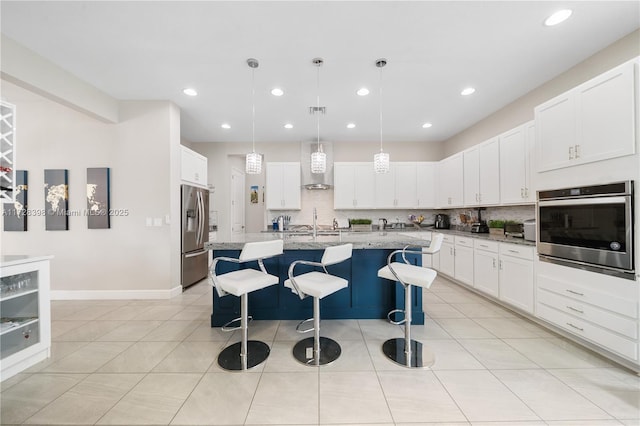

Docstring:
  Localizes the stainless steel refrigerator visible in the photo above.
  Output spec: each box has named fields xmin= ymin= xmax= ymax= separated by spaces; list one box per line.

xmin=181 ymin=184 xmax=209 ymax=289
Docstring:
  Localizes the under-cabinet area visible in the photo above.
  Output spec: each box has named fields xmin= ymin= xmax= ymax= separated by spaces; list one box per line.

xmin=0 ymin=255 xmax=52 ymax=382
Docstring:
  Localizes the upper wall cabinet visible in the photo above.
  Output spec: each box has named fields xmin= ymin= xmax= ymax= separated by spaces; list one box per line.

xmin=535 ymin=60 xmax=636 ymax=172
xmin=374 ymin=162 xmax=437 ymax=209
xmin=463 ymin=138 xmax=500 ymax=206
xmin=180 ymin=145 xmax=208 ymax=187
xmin=266 ymin=162 xmax=301 ymax=210
xmin=416 ymin=162 xmax=436 ymax=208
xmin=334 ymin=162 xmax=375 ymax=209
xmin=499 ymin=121 xmax=535 ymax=204
xmin=437 ymin=153 xmax=464 ymax=208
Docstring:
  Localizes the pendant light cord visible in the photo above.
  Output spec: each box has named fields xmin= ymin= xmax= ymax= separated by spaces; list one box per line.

xmin=316 ymin=62 xmax=321 ymax=150
xmin=252 ymin=66 xmax=256 ymax=153
xmin=379 ymin=64 xmax=383 ymax=153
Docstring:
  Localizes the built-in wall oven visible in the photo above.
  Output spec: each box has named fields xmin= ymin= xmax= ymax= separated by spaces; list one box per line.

xmin=537 ymin=181 xmax=634 ymax=280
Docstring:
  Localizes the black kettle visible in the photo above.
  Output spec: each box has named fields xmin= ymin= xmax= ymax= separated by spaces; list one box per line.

xmin=434 ymin=214 xmax=450 ymax=229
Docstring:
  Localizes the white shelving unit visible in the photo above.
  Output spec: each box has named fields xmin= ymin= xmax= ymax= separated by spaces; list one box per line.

xmin=0 ymin=255 xmax=52 ymax=382
xmin=0 ymin=101 xmax=17 ymax=202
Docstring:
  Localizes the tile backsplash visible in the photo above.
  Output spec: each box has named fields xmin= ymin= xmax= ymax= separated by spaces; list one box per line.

xmin=266 ymin=189 xmax=535 ymax=229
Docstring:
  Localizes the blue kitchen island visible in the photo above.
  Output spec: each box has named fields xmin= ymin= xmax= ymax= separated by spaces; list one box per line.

xmin=205 ymin=231 xmax=434 ymax=327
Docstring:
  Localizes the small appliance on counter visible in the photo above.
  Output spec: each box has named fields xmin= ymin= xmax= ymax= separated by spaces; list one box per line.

xmin=434 ymin=214 xmax=450 ymax=229
xmin=470 ymin=208 xmax=489 ymax=233
xmin=505 ymin=222 xmax=525 ymax=238
xmin=523 ymin=219 xmax=536 ymax=241
xmin=378 ymin=218 xmax=387 ymax=230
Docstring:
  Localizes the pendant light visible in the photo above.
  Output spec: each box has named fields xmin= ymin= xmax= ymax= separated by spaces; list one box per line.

xmin=310 ymin=57 xmax=326 ymax=174
xmin=245 ymin=58 xmax=262 ymax=174
xmin=373 ymin=58 xmax=390 ymax=174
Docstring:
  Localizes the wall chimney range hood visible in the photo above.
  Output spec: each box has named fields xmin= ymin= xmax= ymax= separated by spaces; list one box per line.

xmin=301 ymin=141 xmax=333 ymax=189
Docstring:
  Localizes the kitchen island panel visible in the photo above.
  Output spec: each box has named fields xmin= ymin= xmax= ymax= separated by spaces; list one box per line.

xmin=210 ymin=249 xmax=424 ymax=327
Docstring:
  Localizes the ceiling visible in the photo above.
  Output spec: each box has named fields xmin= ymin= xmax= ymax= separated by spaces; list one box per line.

xmin=1 ymin=1 xmax=639 ymax=145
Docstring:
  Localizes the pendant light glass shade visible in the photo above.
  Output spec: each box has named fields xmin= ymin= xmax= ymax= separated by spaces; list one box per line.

xmin=374 ymin=58 xmax=390 ymax=174
xmin=246 ymin=151 xmax=262 ymax=174
xmin=245 ymin=58 xmax=262 ymax=174
xmin=374 ymin=151 xmax=390 ymax=173
xmin=311 ymin=57 xmax=327 ymax=174
xmin=311 ymin=146 xmax=326 ymax=173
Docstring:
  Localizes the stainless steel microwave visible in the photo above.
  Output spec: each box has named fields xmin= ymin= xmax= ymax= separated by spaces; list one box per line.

xmin=537 ymin=181 xmax=634 ymax=279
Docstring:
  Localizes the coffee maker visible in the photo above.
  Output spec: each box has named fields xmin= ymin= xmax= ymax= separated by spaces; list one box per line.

xmin=470 ymin=208 xmax=489 ymax=233
xmin=434 ymin=214 xmax=450 ymax=229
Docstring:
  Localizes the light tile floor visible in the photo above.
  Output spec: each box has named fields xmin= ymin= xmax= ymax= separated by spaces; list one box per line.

xmin=1 ymin=276 xmax=639 ymax=425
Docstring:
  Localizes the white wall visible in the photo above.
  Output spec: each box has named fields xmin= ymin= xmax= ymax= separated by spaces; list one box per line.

xmin=442 ymin=29 xmax=640 ymax=156
xmin=192 ymin=140 xmax=444 ymax=236
xmin=0 ymin=80 xmax=182 ymax=297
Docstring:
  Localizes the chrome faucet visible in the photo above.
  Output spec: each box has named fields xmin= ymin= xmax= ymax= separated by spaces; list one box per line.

xmin=313 ymin=207 xmax=318 ymax=239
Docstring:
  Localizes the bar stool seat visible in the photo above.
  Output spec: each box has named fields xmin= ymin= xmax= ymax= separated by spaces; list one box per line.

xmin=377 ymin=233 xmax=443 ymax=368
xmin=284 ymin=243 xmax=353 ymax=366
xmin=210 ymin=239 xmax=284 ymax=371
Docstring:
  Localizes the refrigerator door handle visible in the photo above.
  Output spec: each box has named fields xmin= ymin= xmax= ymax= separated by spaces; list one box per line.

xmin=185 ymin=249 xmax=208 ymax=258
xmin=199 ymin=190 xmax=205 ymax=245
xmin=195 ymin=191 xmax=203 ymax=246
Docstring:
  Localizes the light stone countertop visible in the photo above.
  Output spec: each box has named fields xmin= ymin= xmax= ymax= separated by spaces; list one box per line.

xmin=205 ymin=231 xmax=434 ymax=250
xmin=1 ymin=255 xmax=54 ymax=268
xmin=205 ymin=226 xmax=536 ymax=251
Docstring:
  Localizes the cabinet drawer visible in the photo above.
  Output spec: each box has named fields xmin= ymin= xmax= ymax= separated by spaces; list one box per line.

xmin=499 ymin=243 xmax=533 ymax=260
xmin=538 ymin=288 xmax=637 ymax=339
xmin=537 ymin=273 xmax=637 ymax=319
xmin=1 ymin=320 xmax=40 ymax=359
xmin=442 ymin=234 xmax=455 ymax=243
xmin=454 ymin=236 xmax=474 ymax=248
xmin=537 ymin=303 xmax=638 ymax=361
xmin=474 ymin=239 xmax=499 ymax=253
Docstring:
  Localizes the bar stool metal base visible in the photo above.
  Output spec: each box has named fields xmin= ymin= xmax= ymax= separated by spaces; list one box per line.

xmin=382 ymin=338 xmax=435 ymax=369
xmin=218 ymin=340 xmax=270 ymax=371
xmin=293 ymin=336 xmax=341 ymax=366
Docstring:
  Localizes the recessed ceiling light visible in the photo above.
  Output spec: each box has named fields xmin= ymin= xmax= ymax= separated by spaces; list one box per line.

xmin=347 ymin=123 xmax=356 ymax=129
xmin=545 ymin=9 xmax=572 ymax=26
xmin=422 ymin=122 xmax=433 ymax=128
xmin=284 ymin=123 xmax=293 ymax=129
xmin=221 ymin=123 xmax=231 ymax=129
xmin=356 ymin=88 xmax=370 ymax=96
xmin=461 ymin=87 xmax=476 ymax=96
xmin=271 ymin=88 xmax=284 ymax=96
xmin=183 ymin=88 xmax=198 ymax=96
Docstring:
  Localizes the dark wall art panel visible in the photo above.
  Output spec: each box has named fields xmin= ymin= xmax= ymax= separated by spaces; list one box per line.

xmin=44 ymin=169 xmax=69 ymax=231
xmin=3 ymin=170 xmax=28 ymax=231
xmin=87 ymin=167 xmax=110 ymax=229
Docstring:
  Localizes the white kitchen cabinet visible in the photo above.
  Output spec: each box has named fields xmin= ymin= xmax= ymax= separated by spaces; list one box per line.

xmin=473 ymin=240 xmax=499 ymax=297
xmin=463 ymin=138 xmax=500 ymax=206
xmin=499 ymin=121 xmax=535 ymax=204
xmin=536 ymin=260 xmax=638 ymax=362
xmin=536 ymin=59 xmax=636 ymax=172
xmin=334 ymin=162 xmax=375 ymax=209
xmin=453 ymin=237 xmax=474 ymax=286
xmin=1 ymin=256 xmax=52 ymax=382
xmin=498 ymin=243 xmax=534 ymax=313
xmin=436 ymin=235 xmax=455 ymax=277
xmin=416 ymin=162 xmax=436 ymax=208
xmin=437 ymin=153 xmax=464 ymax=208
xmin=375 ymin=162 xmax=418 ymax=208
xmin=180 ymin=145 xmax=208 ymax=187
xmin=266 ymin=162 xmax=301 ymax=210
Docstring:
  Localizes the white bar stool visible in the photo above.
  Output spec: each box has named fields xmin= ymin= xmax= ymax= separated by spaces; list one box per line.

xmin=284 ymin=243 xmax=353 ymax=366
xmin=377 ymin=233 xmax=443 ymax=368
xmin=209 ymin=239 xmax=284 ymax=370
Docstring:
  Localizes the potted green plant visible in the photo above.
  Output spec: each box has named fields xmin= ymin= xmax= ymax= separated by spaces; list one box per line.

xmin=349 ymin=218 xmax=372 ymax=232
xmin=488 ymin=219 xmax=505 ymax=236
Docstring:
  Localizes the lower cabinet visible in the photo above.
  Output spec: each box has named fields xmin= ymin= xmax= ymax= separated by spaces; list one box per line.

xmin=437 ymin=236 xmax=455 ymax=278
xmin=498 ymin=244 xmax=534 ymax=313
xmin=536 ymin=260 xmax=638 ymax=363
xmin=453 ymin=237 xmax=474 ymax=286
xmin=473 ymin=240 xmax=499 ymax=298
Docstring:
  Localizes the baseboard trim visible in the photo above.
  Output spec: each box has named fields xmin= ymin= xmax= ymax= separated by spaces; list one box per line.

xmin=51 ymin=285 xmax=184 ymax=300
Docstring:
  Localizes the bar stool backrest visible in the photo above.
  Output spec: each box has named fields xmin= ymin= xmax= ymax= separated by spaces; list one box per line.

xmin=239 ymin=239 xmax=284 ymax=262
xmin=320 ymin=243 xmax=353 ymax=266
xmin=422 ymin=233 xmax=443 ymax=255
